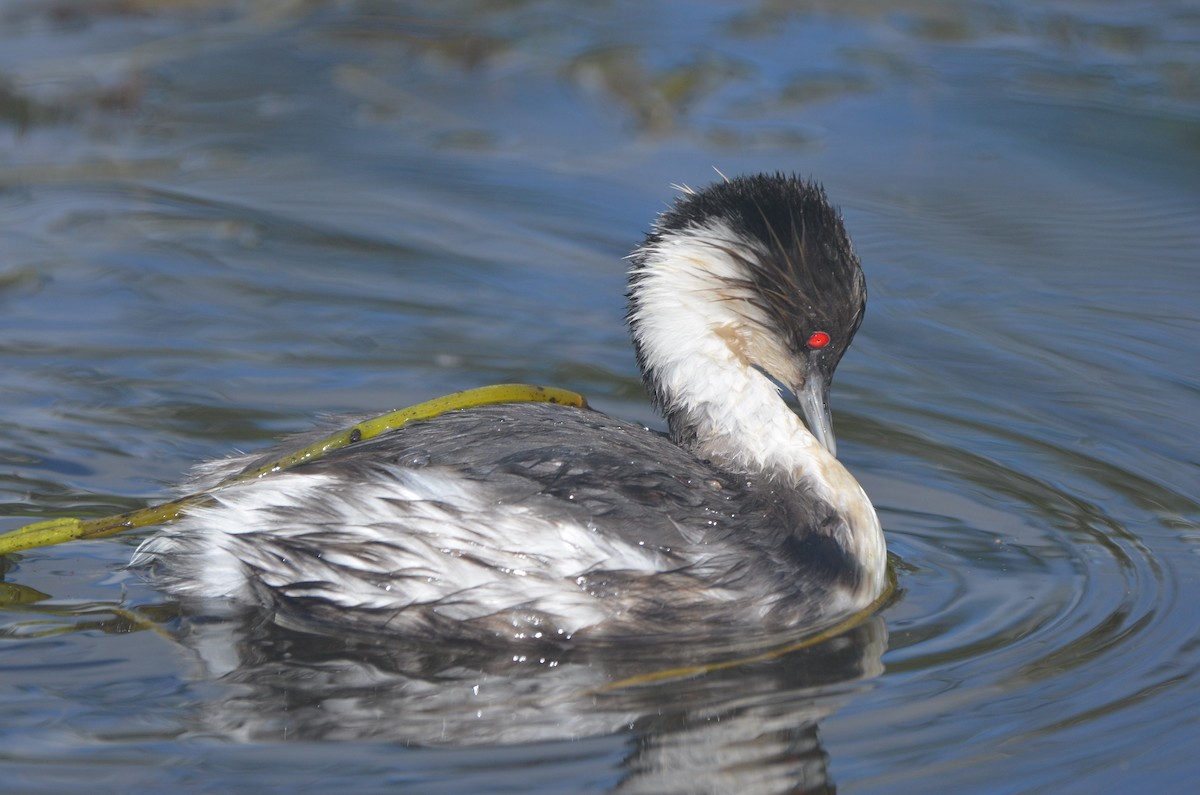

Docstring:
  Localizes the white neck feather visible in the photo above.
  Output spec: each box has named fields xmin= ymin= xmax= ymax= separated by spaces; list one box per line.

xmin=631 ymin=220 xmax=807 ymax=473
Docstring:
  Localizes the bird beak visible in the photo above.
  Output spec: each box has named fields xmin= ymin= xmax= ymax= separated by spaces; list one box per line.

xmin=796 ymin=372 xmax=837 ymax=458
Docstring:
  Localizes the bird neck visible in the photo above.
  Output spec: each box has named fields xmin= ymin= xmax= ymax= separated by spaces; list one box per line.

xmin=628 ymin=245 xmax=818 ymax=479
xmin=641 ymin=335 xmax=886 ymax=600
xmin=651 ymin=340 xmax=827 ymax=483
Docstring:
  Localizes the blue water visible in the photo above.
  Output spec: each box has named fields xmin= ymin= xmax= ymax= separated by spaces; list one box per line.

xmin=2 ymin=1 xmax=1198 ymax=792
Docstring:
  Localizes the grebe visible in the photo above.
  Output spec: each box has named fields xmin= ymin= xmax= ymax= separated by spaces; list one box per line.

xmin=133 ymin=174 xmax=885 ymax=643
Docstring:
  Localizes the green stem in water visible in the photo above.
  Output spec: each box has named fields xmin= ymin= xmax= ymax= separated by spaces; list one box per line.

xmin=0 ymin=384 xmax=588 ymax=555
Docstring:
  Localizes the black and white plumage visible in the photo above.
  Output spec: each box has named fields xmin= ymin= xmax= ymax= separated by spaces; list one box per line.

xmin=133 ymin=174 xmax=885 ymax=644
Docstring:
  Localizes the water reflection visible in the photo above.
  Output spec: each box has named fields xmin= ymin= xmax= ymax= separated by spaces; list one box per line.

xmin=175 ymin=607 xmax=886 ymax=793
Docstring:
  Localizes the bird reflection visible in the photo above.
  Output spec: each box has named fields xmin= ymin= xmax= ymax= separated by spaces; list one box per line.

xmin=169 ymin=605 xmax=886 ymax=794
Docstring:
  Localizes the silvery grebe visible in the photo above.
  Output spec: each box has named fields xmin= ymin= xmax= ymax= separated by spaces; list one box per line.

xmin=132 ymin=174 xmax=885 ymax=643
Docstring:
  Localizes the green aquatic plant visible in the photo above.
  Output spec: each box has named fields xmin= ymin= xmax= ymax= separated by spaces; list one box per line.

xmin=0 ymin=384 xmax=588 ymax=555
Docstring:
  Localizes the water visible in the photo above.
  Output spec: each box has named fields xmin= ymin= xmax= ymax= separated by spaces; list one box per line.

xmin=2 ymin=1 xmax=1198 ymax=792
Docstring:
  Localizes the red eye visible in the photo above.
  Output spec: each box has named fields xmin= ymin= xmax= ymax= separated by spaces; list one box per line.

xmin=807 ymin=331 xmax=830 ymax=349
